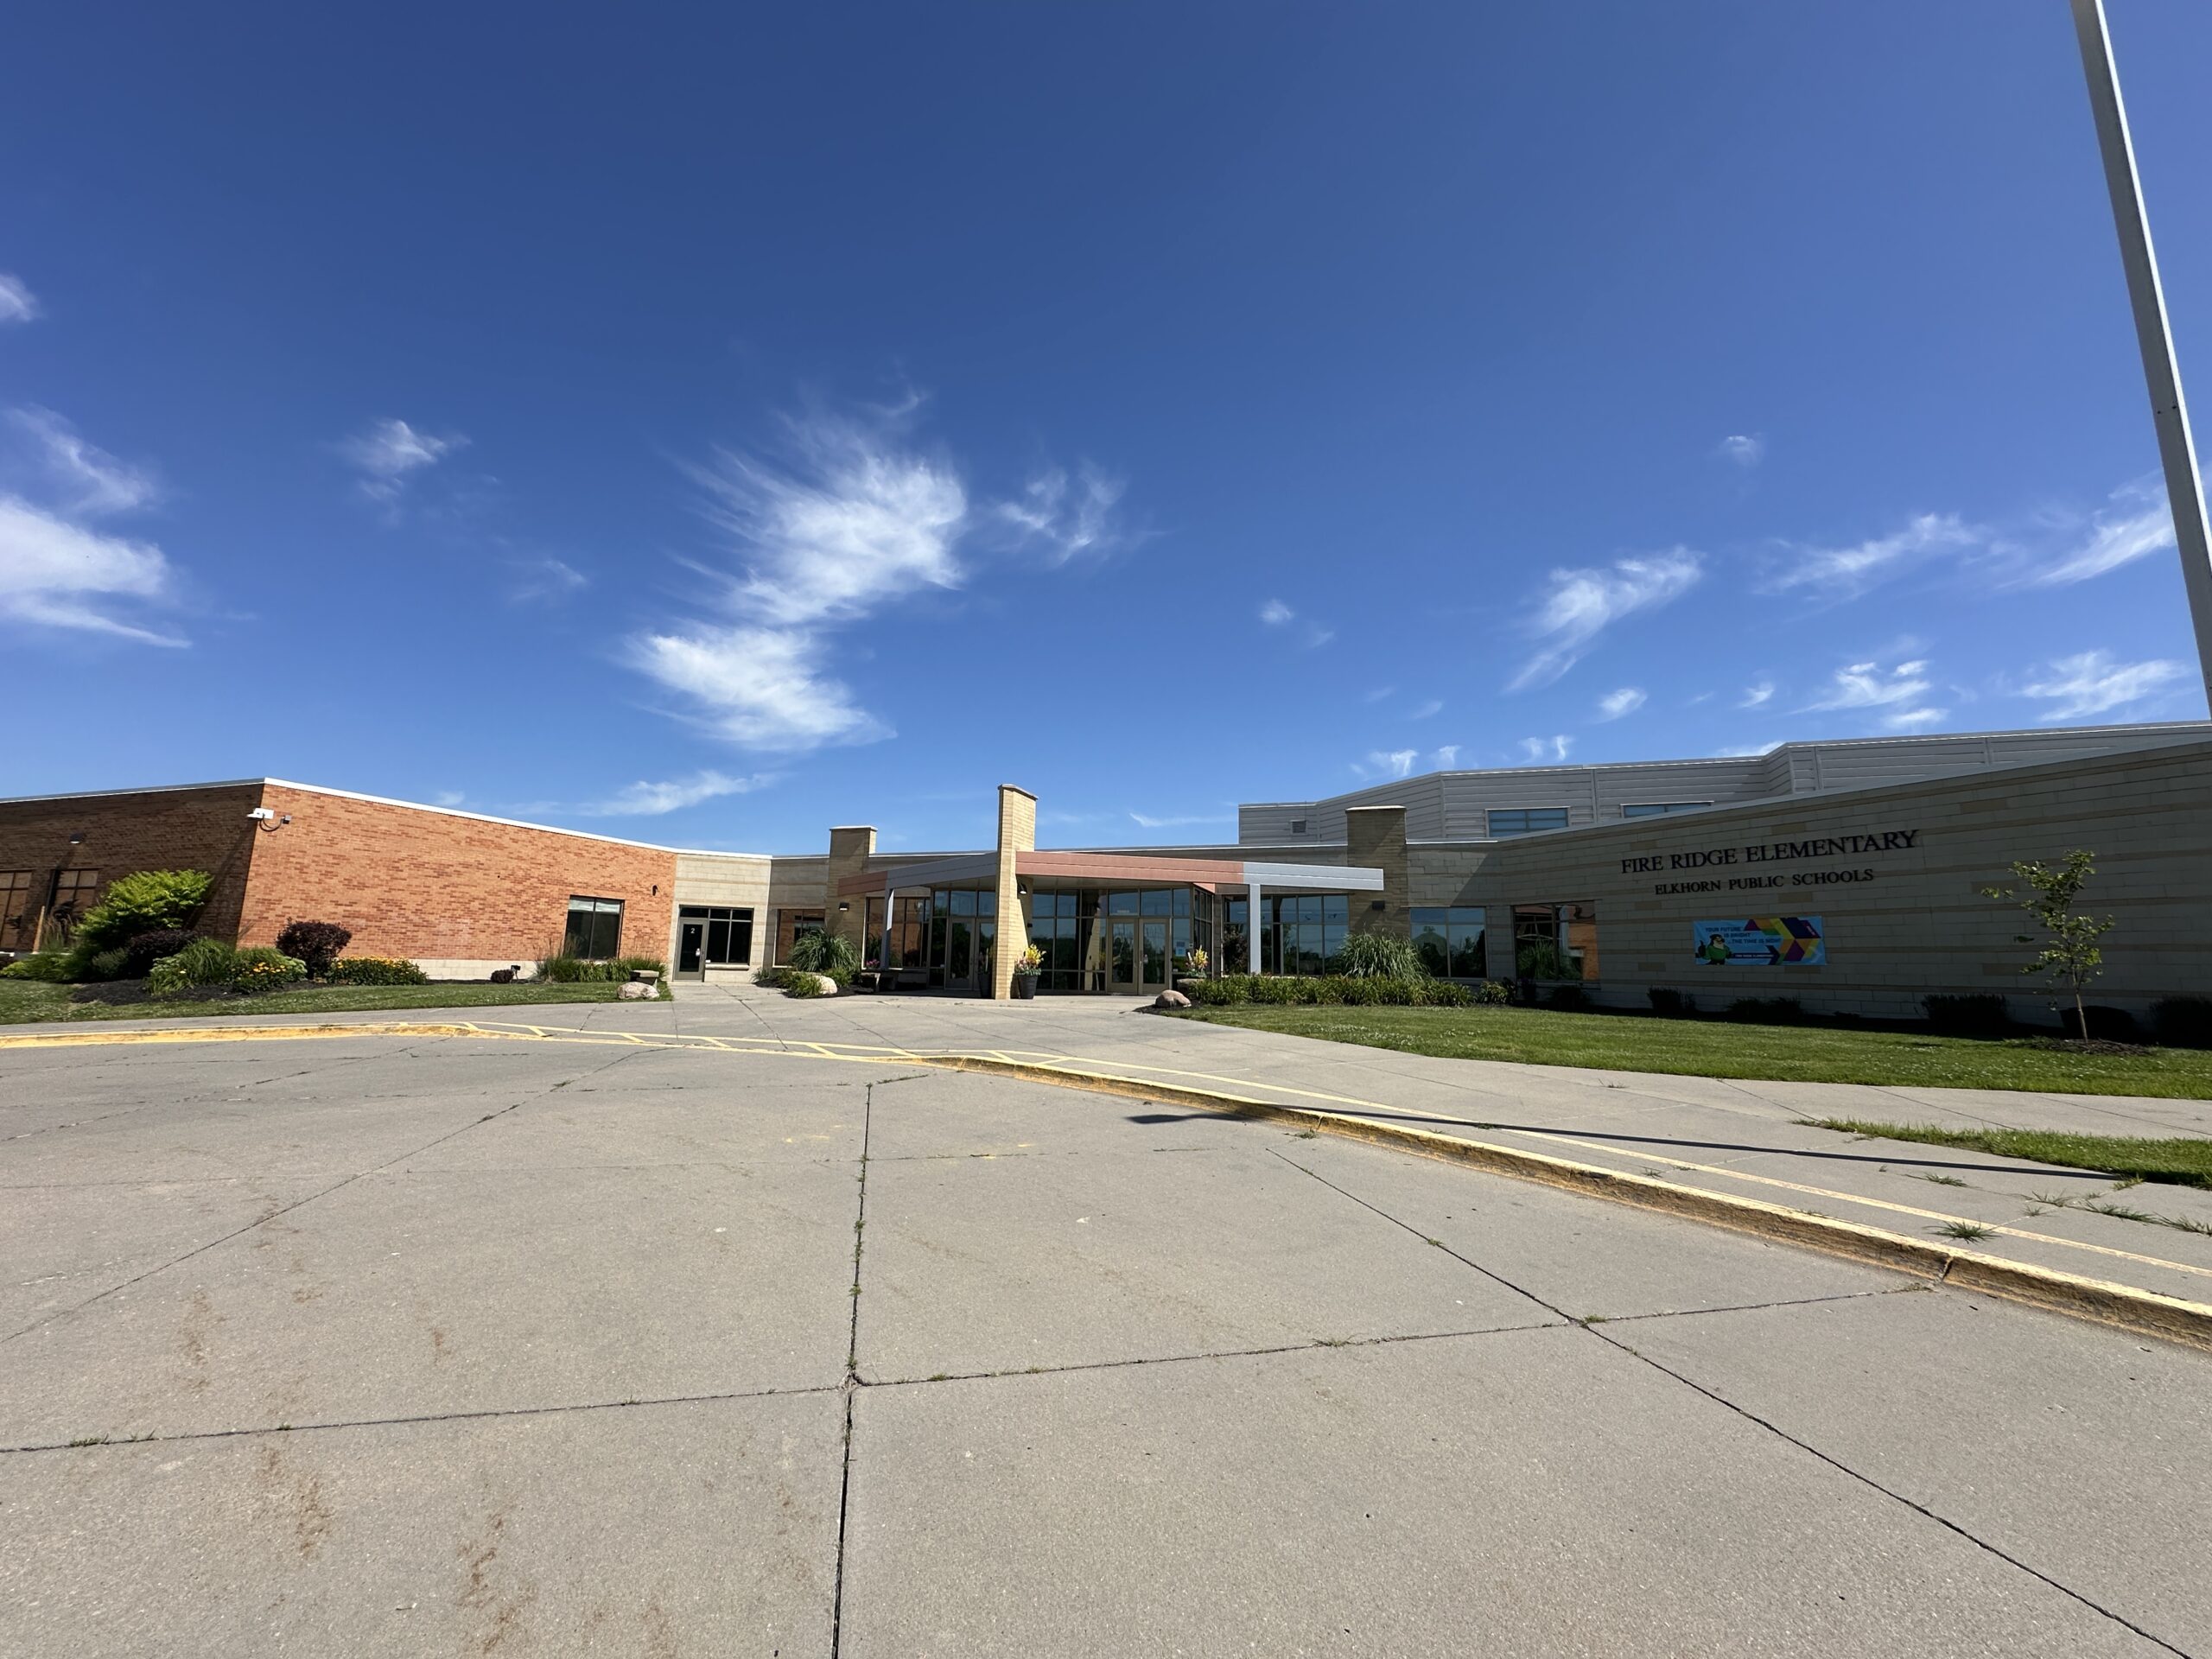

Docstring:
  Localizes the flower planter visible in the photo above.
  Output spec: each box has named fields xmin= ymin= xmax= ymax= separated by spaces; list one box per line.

xmin=1173 ymin=976 xmax=1202 ymax=996
xmin=1011 ymin=973 xmax=1039 ymax=1001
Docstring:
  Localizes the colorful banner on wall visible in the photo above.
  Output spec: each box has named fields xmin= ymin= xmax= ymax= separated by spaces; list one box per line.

xmin=1693 ymin=916 xmax=1825 ymax=967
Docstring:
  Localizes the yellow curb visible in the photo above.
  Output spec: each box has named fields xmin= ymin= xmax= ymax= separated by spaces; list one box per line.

xmin=931 ymin=1055 xmax=2212 ymax=1357
xmin=7 ymin=1020 xmax=2209 ymax=1354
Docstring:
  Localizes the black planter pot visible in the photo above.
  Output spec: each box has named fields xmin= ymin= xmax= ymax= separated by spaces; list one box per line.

xmin=1010 ymin=973 xmax=1039 ymax=1001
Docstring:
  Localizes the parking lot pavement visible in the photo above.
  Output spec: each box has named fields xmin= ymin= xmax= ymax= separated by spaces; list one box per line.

xmin=4 ymin=1032 xmax=2209 ymax=1656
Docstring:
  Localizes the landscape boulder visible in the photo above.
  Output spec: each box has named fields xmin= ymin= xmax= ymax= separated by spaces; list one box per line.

xmin=1154 ymin=988 xmax=1191 ymax=1009
xmin=618 ymin=980 xmax=655 ymax=1001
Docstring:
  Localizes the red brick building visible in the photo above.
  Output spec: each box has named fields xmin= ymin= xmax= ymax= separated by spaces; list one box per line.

xmin=0 ymin=779 xmax=676 ymax=977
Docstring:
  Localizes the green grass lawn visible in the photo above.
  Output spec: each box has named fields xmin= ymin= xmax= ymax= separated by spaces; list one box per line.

xmin=0 ymin=978 xmax=654 ymax=1027
xmin=1173 ymin=1004 xmax=2212 ymax=1098
xmin=1803 ymin=1118 xmax=2212 ymax=1190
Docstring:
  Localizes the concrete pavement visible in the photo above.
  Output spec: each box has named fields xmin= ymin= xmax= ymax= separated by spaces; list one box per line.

xmin=4 ymin=1018 xmax=2210 ymax=1654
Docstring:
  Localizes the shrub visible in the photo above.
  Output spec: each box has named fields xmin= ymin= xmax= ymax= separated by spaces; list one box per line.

xmin=1180 ymin=973 xmax=1472 ymax=1009
xmin=1923 ymin=994 xmax=2011 ymax=1037
xmin=119 ymin=929 xmax=200 ymax=979
xmin=276 ymin=921 xmax=353 ymax=978
xmin=1468 ymin=978 xmax=1512 ymax=1006
xmin=788 ymin=931 xmax=859 ymax=976
xmin=781 ymin=970 xmax=827 ymax=999
xmin=1 ymin=951 xmax=73 ymax=982
xmin=1333 ymin=933 xmax=1427 ymax=979
xmin=2150 ymin=996 xmax=2212 ymax=1049
xmin=1725 ymin=996 xmax=1808 ymax=1026
xmin=80 ymin=947 xmax=135 ymax=982
xmin=149 ymin=938 xmax=240 ymax=995
xmin=1515 ymin=939 xmax=1575 ymax=982
xmin=231 ymin=947 xmax=307 ymax=993
xmin=327 ymin=956 xmax=429 ymax=986
xmin=1648 ymin=988 xmax=1695 ymax=1018
xmin=71 ymin=869 xmax=213 ymax=951
xmin=1545 ymin=984 xmax=1591 ymax=1012
xmin=753 ymin=965 xmax=787 ymax=988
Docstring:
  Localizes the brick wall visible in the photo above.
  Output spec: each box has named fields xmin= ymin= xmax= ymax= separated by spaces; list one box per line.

xmin=0 ymin=783 xmax=265 ymax=951
xmin=240 ymin=785 xmax=676 ymax=974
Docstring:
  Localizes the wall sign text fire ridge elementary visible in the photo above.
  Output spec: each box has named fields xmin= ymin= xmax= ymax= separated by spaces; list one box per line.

xmin=1619 ymin=829 xmax=1921 ymax=877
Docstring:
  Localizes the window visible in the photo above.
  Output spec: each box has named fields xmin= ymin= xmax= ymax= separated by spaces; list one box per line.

xmin=0 ymin=871 xmax=33 ymax=952
xmin=1513 ymin=901 xmax=1599 ymax=982
xmin=1265 ymin=893 xmax=1348 ymax=976
xmin=1410 ymin=906 xmax=1486 ymax=978
xmin=563 ymin=895 xmax=624 ymax=959
xmin=677 ymin=906 xmax=753 ymax=971
xmin=49 ymin=868 xmax=101 ymax=941
xmin=1622 ymin=802 xmax=1712 ymax=820
xmin=1487 ymin=808 xmax=1569 ymax=837
xmin=1288 ymin=819 xmax=1307 ymax=835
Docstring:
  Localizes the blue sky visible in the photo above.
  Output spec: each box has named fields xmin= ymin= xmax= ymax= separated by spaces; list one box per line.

xmin=5 ymin=3 xmax=2209 ymax=854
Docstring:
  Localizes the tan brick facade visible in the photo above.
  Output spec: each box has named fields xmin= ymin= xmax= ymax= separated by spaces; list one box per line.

xmin=1344 ymin=805 xmax=1408 ymax=938
xmin=991 ymin=785 xmax=1037 ymax=1000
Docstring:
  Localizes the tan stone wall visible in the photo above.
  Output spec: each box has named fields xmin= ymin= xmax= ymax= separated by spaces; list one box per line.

xmin=672 ymin=852 xmax=775 ymax=973
xmin=1344 ymin=805 xmax=1408 ymax=938
xmin=992 ymin=785 xmax=1037 ymax=999
xmin=244 ymin=785 xmax=676 ymax=971
xmin=1459 ymin=740 xmax=2212 ymax=1024
xmin=0 ymin=782 xmax=265 ymax=952
xmin=825 ymin=828 xmax=877 ymax=958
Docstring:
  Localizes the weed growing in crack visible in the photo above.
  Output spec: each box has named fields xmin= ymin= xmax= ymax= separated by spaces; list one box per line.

xmin=1909 ymin=1173 xmax=1968 ymax=1187
xmin=1936 ymin=1220 xmax=1997 ymax=1241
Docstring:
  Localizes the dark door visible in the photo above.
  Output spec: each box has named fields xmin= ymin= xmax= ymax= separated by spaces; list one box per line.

xmin=678 ymin=921 xmax=704 ymax=977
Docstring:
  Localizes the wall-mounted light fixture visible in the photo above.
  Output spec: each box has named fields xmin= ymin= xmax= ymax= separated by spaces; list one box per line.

xmin=67 ymin=831 xmax=86 ymax=845
xmin=1369 ymin=899 xmax=1387 ymax=911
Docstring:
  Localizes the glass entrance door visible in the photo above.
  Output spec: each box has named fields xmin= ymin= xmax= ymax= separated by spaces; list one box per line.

xmin=1140 ymin=920 xmax=1170 ymax=992
xmin=1109 ymin=920 xmax=1136 ymax=990
xmin=677 ymin=920 xmax=705 ymax=978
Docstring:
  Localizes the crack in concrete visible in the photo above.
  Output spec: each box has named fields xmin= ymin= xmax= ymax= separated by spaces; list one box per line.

xmin=0 ymin=1044 xmax=649 ymax=1347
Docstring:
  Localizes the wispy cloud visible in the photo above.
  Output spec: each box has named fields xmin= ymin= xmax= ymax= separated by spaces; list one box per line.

xmin=1718 ymin=434 xmax=1764 ymax=467
xmin=2020 ymin=650 xmax=2189 ymax=721
xmin=994 ymin=464 xmax=1125 ymax=563
xmin=337 ymin=416 xmax=466 ymax=506
xmin=626 ymin=623 xmax=888 ymax=751
xmin=1596 ymin=686 xmax=1646 ymax=721
xmin=5 ymin=406 xmax=158 ymax=515
xmin=2031 ymin=478 xmax=2175 ymax=586
xmin=431 ymin=790 xmax=466 ymax=808
xmin=1363 ymin=684 xmax=1395 ymax=704
xmin=1738 ymin=681 xmax=1775 ymax=709
xmin=508 ymin=556 xmax=588 ymax=602
xmin=1354 ymin=748 xmax=1419 ymax=781
xmin=1884 ymin=706 xmax=1948 ymax=731
xmin=1805 ymin=658 xmax=1932 ymax=712
xmin=1764 ymin=512 xmax=1979 ymax=599
xmin=1520 ymin=734 xmax=1573 ymax=763
xmin=1409 ymin=698 xmax=1443 ymax=720
xmin=1258 ymin=596 xmax=1332 ymax=647
xmin=1128 ymin=809 xmax=1232 ymax=830
xmin=0 ymin=408 xmax=183 ymax=645
xmin=1510 ymin=550 xmax=1700 ymax=690
xmin=581 ymin=769 xmax=773 ymax=817
xmin=1432 ymin=745 xmax=1459 ymax=768
xmin=0 ymin=273 xmax=36 ymax=325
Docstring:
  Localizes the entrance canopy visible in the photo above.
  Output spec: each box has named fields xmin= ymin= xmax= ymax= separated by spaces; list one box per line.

xmin=839 ymin=850 xmax=1385 ymax=901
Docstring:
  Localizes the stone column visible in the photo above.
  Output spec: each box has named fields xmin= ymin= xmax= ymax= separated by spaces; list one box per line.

xmin=826 ymin=826 xmax=876 ymax=959
xmin=991 ymin=785 xmax=1037 ymax=1000
xmin=1345 ymin=804 xmax=1410 ymax=939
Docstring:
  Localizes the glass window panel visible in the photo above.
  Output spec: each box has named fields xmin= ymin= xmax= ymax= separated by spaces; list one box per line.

xmin=1226 ymin=899 xmax=1248 ymax=925
xmin=1447 ymin=923 xmax=1485 ymax=979
xmin=1055 ymin=893 xmax=1076 ymax=918
xmin=1172 ymin=888 xmax=1190 ymax=917
xmin=1141 ymin=889 xmax=1172 ymax=916
xmin=708 ymin=917 xmax=730 ymax=961
xmin=950 ymin=889 xmax=976 ymax=917
xmin=1412 ymin=919 xmax=1448 ymax=976
xmin=1323 ymin=893 xmax=1348 ymax=924
xmin=1488 ymin=807 xmax=1572 ymax=837
xmin=1622 ymin=802 xmax=1710 ymax=819
xmin=1108 ymin=892 xmax=1138 ymax=916
xmin=1323 ymin=924 xmax=1344 ymax=964
xmin=978 ymin=890 xmax=996 ymax=917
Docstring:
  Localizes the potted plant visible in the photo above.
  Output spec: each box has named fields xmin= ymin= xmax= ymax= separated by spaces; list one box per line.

xmin=1010 ymin=944 xmax=1044 ymax=1000
xmin=1173 ymin=945 xmax=1208 ymax=995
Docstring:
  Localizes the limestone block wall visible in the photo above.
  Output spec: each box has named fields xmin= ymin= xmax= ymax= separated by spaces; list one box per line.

xmin=1344 ymin=805 xmax=1408 ymax=938
xmin=992 ymin=785 xmax=1037 ymax=999
xmin=1459 ymin=740 xmax=2212 ymax=1023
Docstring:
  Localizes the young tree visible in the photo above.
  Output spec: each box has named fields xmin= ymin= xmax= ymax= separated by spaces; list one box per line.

xmin=1982 ymin=849 xmax=2115 ymax=1040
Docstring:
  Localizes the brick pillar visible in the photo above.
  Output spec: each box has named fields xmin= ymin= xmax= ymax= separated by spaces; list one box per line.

xmin=1345 ymin=804 xmax=1409 ymax=938
xmin=827 ymin=826 xmax=876 ymax=958
xmin=990 ymin=785 xmax=1037 ymax=999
